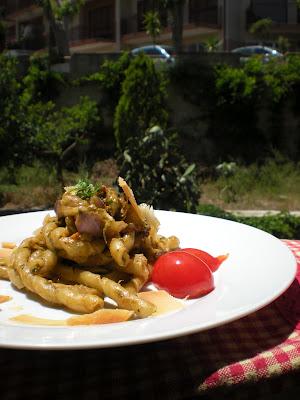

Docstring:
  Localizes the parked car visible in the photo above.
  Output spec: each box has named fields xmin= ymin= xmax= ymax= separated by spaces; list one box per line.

xmin=131 ymin=45 xmax=175 ymax=64
xmin=231 ymin=45 xmax=283 ymax=63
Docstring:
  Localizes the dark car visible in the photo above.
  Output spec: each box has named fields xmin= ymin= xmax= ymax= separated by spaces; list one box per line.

xmin=131 ymin=45 xmax=175 ymax=64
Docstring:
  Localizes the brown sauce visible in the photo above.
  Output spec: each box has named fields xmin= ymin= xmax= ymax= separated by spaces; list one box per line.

xmin=0 ymin=295 xmax=12 ymax=304
xmin=138 ymin=290 xmax=184 ymax=316
xmin=10 ymin=290 xmax=184 ymax=326
xmin=10 ymin=314 xmax=66 ymax=326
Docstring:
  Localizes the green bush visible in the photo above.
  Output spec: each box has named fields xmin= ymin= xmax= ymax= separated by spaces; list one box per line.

xmin=170 ymin=55 xmax=300 ymax=164
xmin=212 ymin=56 xmax=300 ymax=162
xmin=196 ymin=203 xmax=238 ymax=221
xmin=118 ymin=125 xmax=200 ymax=213
xmin=24 ymin=97 xmax=100 ymax=185
xmin=240 ymin=213 xmax=300 ymax=239
xmin=215 ymin=64 xmax=257 ymax=105
xmin=22 ymin=55 xmax=65 ymax=103
xmin=197 ymin=204 xmax=300 ymax=239
xmin=79 ymin=52 xmax=131 ymax=111
xmin=0 ymin=55 xmax=25 ymax=172
xmin=114 ymin=53 xmax=169 ymax=149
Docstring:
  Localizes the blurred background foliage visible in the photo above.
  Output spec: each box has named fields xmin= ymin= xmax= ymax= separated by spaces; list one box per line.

xmin=1 ymin=51 xmax=300 ymax=236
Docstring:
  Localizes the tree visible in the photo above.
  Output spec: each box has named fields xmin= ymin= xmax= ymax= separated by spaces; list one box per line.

xmin=144 ymin=10 xmax=161 ymax=44
xmin=0 ymin=55 xmax=24 ymax=176
xmin=25 ymin=97 xmax=100 ymax=186
xmin=249 ymin=18 xmax=273 ymax=45
xmin=150 ymin=0 xmax=186 ymax=53
xmin=114 ymin=53 xmax=168 ymax=150
xmin=163 ymin=0 xmax=186 ymax=53
xmin=35 ymin=0 xmax=85 ymax=59
xmin=0 ymin=21 xmax=5 ymax=52
xmin=277 ymin=36 xmax=290 ymax=53
xmin=204 ymin=36 xmax=220 ymax=52
xmin=0 ymin=6 xmax=5 ymax=52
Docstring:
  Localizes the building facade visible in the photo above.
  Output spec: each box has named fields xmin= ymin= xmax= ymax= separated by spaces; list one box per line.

xmin=224 ymin=0 xmax=300 ymax=49
xmin=0 ymin=0 xmax=299 ymax=53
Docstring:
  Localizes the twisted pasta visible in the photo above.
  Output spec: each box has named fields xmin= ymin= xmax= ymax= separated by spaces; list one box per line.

xmin=1 ymin=178 xmax=180 ymax=321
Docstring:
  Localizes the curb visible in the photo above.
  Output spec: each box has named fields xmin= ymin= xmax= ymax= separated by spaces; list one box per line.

xmin=227 ymin=210 xmax=300 ymax=217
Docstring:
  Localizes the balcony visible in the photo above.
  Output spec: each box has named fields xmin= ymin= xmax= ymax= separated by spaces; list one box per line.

xmin=189 ymin=1 xmax=219 ymax=27
xmin=121 ymin=16 xmax=138 ymax=35
xmin=3 ymin=0 xmax=37 ymax=17
xmin=69 ymin=24 xmax=114 ymax=44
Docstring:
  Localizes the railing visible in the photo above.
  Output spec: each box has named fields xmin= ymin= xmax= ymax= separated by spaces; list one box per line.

xmin=189 ymin=9 xmax=219 ymax=26
xmin=189 ymin=0 xmax=219 ymax=26
xmin=3 ymin=0 xmax=37 ymax=16
xmin=5 ymin=25 xmax=16 ymax=43
xmin=69 ymin=24 xmax=114 ymax=43
xmin=20 ymin=0 xmax=36 ymax=8
xmin=121 ymin=15 xmax=138 ymax=35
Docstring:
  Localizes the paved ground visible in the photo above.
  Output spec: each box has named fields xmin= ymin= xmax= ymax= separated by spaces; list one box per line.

xmin=227 ymin=210 xmax=300 ymax=217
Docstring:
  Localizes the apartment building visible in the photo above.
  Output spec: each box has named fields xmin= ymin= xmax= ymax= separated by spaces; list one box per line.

xmin=1 ymin=1 xmax=44 ymax=50
xmin=1 ymin=1 xmax=300 ymax=53
xmin=225 ymin=0 xmax=300 ymax=49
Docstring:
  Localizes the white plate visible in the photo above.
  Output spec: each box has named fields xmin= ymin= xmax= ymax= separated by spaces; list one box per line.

xmin=0 ymin=210 xmax=297 ymax=350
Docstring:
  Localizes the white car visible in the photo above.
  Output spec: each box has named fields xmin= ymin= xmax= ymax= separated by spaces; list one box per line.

xmin=232 ymin=45 xmax=283 ymax=62
xmin=131 ymin=45 xmax=175 ymax=64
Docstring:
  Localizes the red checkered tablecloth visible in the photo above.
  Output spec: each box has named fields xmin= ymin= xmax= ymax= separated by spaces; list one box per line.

xmin=0 ymin=240 xmax=299 ymax=400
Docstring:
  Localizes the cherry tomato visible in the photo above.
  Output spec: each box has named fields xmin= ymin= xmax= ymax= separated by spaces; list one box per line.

xmin=152 ymin=251 xmax=214 ymax=299
xmin=180 ymin=248 xmax=228 ymax=272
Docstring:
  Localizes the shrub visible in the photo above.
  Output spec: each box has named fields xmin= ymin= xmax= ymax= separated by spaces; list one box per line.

xmin=210 ymin=62 xmax=264 ymax=162
xmin=215 ymin=64 xmax=257 ymax=105
xmin=114 ymin=53 xmax=169 ymax=149
xmin=21 ymin=55 xmax=65 ymax=104
xmin=0 ymin=55 xmax=25 ymax=173
xmin=80 ymin=51 xmax=131 ymax=111
xmin=263 ymin=55 xmax=300 ymax=103
xmin=118 ymin=125 xmax=200 ymax=213
xmin=170 ymin=54 xmax=300 ymax=164
xmin=197 ymin=204 xmax=300 ymax=239
xmin=240 ymin=213 xmax=300 ymax=239
xmin=197 ymin=204 xmax=238 ymax=221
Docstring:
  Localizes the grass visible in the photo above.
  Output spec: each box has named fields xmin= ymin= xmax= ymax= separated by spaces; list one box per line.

xmin=201 ymin=156 xmax=300 ymax=211
xmin=1 ymin=156 xmax=300 ymax=212
xmin=0 ymin=159 xmax=119 ymax=210
xmin=0 ymin=162 xmax=61 ymax=209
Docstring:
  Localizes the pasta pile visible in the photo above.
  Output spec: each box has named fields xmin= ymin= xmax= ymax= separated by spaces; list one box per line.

xmin=0 ymin=178 xmax=179 ymax=321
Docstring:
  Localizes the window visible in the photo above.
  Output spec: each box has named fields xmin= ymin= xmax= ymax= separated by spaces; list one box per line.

xmin=145 ymin=46 xmax=160 ymax=55
xmin=235 ymin=47 xmax=254 ymax=56
xmin=249 ymin=0 xmax=287 ymax=23
xmin=254 ymin=47 xmax=268 ymax=54
xmin=88 ymin=5 xmax=114 ymax=39
xmin=189 ymin=0 xmax=218 ymax=25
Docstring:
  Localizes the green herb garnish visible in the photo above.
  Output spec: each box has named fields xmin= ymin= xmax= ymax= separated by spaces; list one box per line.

xmin=67 ymin=179 xmax=100 ymax=200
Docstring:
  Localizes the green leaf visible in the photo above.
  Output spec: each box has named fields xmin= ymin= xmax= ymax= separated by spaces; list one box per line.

xmin=181 ymin=163 xmax=196 ymax=179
